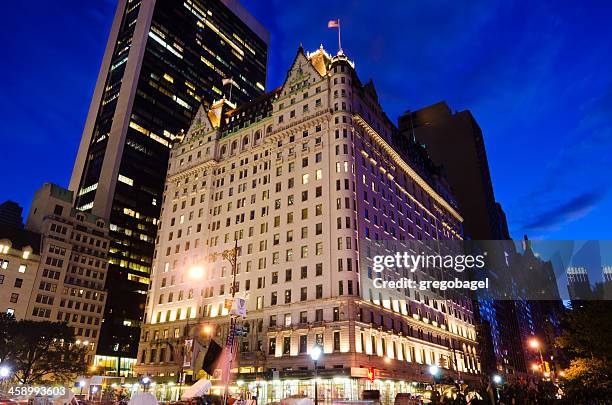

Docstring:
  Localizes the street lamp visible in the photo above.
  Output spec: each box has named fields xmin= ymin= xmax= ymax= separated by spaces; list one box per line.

xmin=78 ymin=380 xmax=86 ymax=396
xmin=492 ymin=375 xmax=502 ymax=402
xmin=429 ymin=365 xmax=440 ymax=392
xmin=188 ymin=266 xmax=205 ymax=280
xmin=142 ymin=376 xmax=151 ymax=392
xmin=529 ymin=338 xmax=545 ymax=375
xmin=0 ymin=365 xmax=10 ymax=379
xmin=201 ymin=324 xmax=213 ymax=336
xmin=310 ymin=346 xmax=322 ymax=405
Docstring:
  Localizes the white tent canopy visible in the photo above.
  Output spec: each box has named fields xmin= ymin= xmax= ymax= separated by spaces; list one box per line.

xmin=53 ymin=389 xmax=77 ymax=405
xmin=129 ymin=392 xmax=159 ymax=405
xmin=181 ymin=379 xmax=212 ymax=399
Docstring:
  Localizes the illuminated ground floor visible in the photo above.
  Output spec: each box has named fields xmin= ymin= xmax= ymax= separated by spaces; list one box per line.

xmin=136 ymin=369 xmax=478 ymax=405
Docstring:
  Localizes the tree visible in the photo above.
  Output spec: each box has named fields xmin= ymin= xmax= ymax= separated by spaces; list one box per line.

xmin=560 ymin=358 xmax=610 ymax=403
xmin=556 ymin=301 xmax=612 ymax=403
xmin=0 ymin=312 xmax=15 ymax=363
xmin=1 ymin=316 xmax=88 ymax=384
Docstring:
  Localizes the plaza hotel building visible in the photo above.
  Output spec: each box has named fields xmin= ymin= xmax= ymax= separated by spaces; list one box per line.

xmin=134 ymin=46 xmax=480 ymax=402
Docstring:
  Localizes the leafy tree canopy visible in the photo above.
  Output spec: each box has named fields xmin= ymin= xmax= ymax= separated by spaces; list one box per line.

xmin=0 ymin=313 xmax=88 ymax=384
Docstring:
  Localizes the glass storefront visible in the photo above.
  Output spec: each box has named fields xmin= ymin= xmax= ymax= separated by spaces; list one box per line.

xmin=240 ymin=378 xmax=428 ymax=405
xmin=93 ymin=355 xmax=137 ymax=377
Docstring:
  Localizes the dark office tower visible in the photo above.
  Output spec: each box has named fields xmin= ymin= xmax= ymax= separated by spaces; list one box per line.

xmin=398 ymin=102 xmax=504 ymax=240
xmin=495 ymin=202 xmax=511 ymax=240
xmin=69 ymin=0 xmax=268 ymax=367
xmin=567 ymin=267 xmax=592 ymax=301
xmin=0 ymin=201 xmax=24 ymax=228
xmin=603 ymin=267 xmax=612 ymax=300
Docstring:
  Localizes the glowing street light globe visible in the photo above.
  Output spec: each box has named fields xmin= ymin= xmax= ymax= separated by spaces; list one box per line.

xmin=493 ymin=375 xmax=502 ymax=384
xmin=429 ymin=365 xmax=440 ymax=376
xmin=310 ymin=346 xmax=322 ymax=361
xmin=202 ymin=324 xmax=213 ymax=336
xmin=142 ymin=376 xmax=151 ymax=385
xmin=0 ymin=366 xmax=10 ymax=378
xmin=78 ymin=380 xmax=86 ymax=388
xmin=529 ymin=338 xmax=540 ymax=349
xmin=188 ymin=266 xmax=205 ymax=280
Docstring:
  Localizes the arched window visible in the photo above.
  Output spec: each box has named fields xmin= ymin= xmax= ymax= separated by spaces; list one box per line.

xmin=254 ymin=130 xmax=261 ymax=144
xmin=220 ymin=145 xmax=227 ymax=156
xmin=243 ymin=136 xmax=249 ymax=146
xmin=266 ymin=125 xmax=273 ymax=134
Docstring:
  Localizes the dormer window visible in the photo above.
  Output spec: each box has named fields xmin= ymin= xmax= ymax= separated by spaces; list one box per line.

xmin=22 ymin=246 xmax=33 ymax=259
xmin=0 ymin=239 xmax=11 ymax=254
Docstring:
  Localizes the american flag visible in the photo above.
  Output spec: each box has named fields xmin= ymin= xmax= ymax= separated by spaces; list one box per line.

xmin=328 ymin=19 xmax=340 ymax=28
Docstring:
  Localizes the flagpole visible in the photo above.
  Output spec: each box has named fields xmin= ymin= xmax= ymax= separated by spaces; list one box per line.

xmin=338 ymin=18 xmax=342 ymax=52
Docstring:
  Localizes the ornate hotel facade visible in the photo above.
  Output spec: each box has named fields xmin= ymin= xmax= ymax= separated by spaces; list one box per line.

xmin=134 ymin=46 xmax=480 ymax=402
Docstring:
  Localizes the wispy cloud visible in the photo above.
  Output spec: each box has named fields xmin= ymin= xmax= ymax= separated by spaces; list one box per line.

xmin=521 ymin=190 xmax=606 ymax=233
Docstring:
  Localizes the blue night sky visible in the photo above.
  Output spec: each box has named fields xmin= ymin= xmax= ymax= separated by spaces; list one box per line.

xmin=2 ymin=0 xmax=611 ymax=240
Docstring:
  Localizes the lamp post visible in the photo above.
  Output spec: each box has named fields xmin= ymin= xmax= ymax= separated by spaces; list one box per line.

xmin=311 ymin=346 xmax=322 ymax=405
xmin=492 ymin=375 xmax=502 ymax=401
xmin=78 ymin=380 xmax=86 ymax=396
xmin=142 ymin=376 xmax=151 ymax=392
xmin=529 ymin=338 xmax=545 ymax=376
xmin=429 ymin=365 xmax=439 ymax=392
xmin=0 ymin=365 xmax=11 ymax=391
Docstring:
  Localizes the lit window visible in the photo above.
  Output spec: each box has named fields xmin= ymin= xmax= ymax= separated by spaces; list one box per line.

xmin=302 ymin=174 xmax=309 ymax=184
xmin=18 ymin=264 xmax=26 ymax=273
xmin=118 ymin=174 xmax=134 ymax=186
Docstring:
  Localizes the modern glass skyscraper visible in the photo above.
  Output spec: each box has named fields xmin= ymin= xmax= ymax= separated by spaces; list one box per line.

xmin=70 ymin=0 xmax=268 ymax=364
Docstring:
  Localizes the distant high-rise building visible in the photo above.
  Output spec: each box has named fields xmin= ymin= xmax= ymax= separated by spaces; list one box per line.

xmin=0 ymin=184 xmax=110 ymax=365
xmin=69 ymin=0 xmax=269 ymax=362
xmin=495 ymin=202 xmax=510 ymax=240
xmin=398 ymin=102 xmax=505 ymax=240
xmin=602 ymin=266 xmax=612 ymax=299
xmin=567 ymin=266 xmax=592 ymax=302
xmin=0 ymin=201 xmax=24 ymax=228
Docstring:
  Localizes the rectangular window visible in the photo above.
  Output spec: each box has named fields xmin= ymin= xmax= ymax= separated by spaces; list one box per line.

xmin=299 ymin=335 xmax=308 ymax=353
xmin=269 ymin=338 xmax=277 ymax=355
